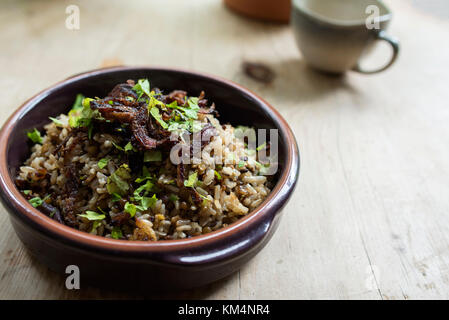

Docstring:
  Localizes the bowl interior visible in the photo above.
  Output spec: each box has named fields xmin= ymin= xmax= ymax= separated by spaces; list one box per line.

xmin=7 ymin=68 xmax=287 ymax=198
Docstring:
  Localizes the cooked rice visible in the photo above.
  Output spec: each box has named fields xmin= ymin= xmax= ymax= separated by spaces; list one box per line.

xmin=16 ymin=88 xmax=272 ymax=241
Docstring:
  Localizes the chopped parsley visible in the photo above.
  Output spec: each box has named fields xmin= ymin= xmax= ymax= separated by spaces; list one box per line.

xmin=78 ymin=98 xmax=95 ymax=127
xmin=124 ymin=142 xmax=134 ymax=152
xmin=124 ymin=202 xmax=137 ymax=217
xmin=97 ymin=158 xmax=109 ymax=169
xmin=28 ymin=195 xmax=49 ymax=208
xmin=68 ymin=97 xmax=100 ymax=139
xmin=111 ymin=193 xmax=122 ymax=202
xmin=133 ymin=80 xmax=204 ymax=134
xmin=49 ymin=117 xmax=64 ymax=126
xmin=177 ymin=106 xmax=198 ymax=120
xmin=71 ymin=93 xmax=85 ymax=110
xmin=198 ymin=193 xmax=209 ymax=205
xmin=79 ymin=210 xmax=105 ymax=221
xmin=132 ymin=171 xmax=158 ymax=211
xmin=171 ymin=98 xmax=200 ymax=122
xmin=106 ymin=164 xmax=131 ymax=196
xmin=148 ymin=95 xmax=166 ymax=109
xmin=134 ymin=180 xmax=154 ymax=198
xmin=111 ymin=226 xmax=123 ymax=239
xmin=27 ymin=128 xmax=43 ymax=144
xmin=132 ymin=79 xmax=151 ymax=100
xmin=167 ymin=121 xmax=190 ymax=133
xmin=149 ymin=106 xmax=168 ymax=129
xmin=112 ymin=141 xmax=124 ymax=151
xmin=187 ymin=97 xmax=200 ymax=109
xmin=140 ymin=194 xmax=157 ymax=210
xmin=90 ymin=220 xmax=102 ymax=233
xmin=135 ymin=166 xmax=153 ymax=183
xmin=68 ymin=110 xmax=79 ymax=128
xmin=189 ymin=120 xmax=202 ymax=133
xmin=184 ymin=172 xmax=198 ymax=188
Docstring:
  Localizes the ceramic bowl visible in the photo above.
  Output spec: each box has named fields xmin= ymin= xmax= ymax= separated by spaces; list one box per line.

xmin=0 ymin=67 xmax=299 ymax=291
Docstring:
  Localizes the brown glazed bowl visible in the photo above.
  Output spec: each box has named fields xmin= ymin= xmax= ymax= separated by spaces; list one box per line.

xmin=0 ymin=67 xmax=299 ymax=291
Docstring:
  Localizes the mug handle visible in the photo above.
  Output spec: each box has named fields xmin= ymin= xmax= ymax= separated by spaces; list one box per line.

xmin=352 ymin=30 xmax=400 ymax=74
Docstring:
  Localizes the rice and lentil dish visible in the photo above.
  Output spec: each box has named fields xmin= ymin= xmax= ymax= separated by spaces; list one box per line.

xmin=15 ymin=79 xmax=272 ymax=241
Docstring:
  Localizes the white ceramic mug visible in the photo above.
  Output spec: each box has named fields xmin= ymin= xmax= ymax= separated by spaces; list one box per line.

xmin=291 ymin=0 xmax=400 ymax=74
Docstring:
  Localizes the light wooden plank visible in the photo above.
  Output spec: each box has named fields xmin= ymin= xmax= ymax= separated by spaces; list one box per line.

xmin=1 ymin=0 xmax=449 ymax=299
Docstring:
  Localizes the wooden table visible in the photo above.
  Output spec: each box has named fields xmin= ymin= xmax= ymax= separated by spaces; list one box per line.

xmin=1 ymin=0 xmax=449 ymax=299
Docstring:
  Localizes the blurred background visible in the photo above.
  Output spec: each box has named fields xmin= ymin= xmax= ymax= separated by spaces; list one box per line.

xmin=1 ymin=0 xmax=449 ymax=300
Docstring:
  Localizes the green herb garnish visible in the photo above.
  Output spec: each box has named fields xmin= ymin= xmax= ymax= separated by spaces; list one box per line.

xmin=71 ymin=94 xmax=85 ymax=110
xmin=124 ymin=142 xmax=134 ymax=152
xmin=68 ymin=110 xmax=79 ymax=127
xmin=111 ymin=141 xmax=124 ymax=151
xmin=134 ymin=180 xmax=154 ymax=198
xmin=124 ymin=202 xmax=137 ymax=217
xmin=140 ymin=194 xmax=157 ymax=210
xmin=91 ymin=220 xmax=102 ymax=233
xmin=149 ymin=106 xmax=169 ymax=129
xmin=135 ymin=166 xmax=151 ymax=183
xmin=97 ymin=158 xmax=109 ymax=169
xmin=82 ymin=97 xmax=94 ymax=108
xmin=106 ymin=164 xmax=131 ymax=196
xmin=184 ymin=172 xmax=198 ymax=188
xmin=68 ymin=97 xmax=100 ymax=137
xmin=27 ymin=128 xmax=43 ymax=144
xmin=198 ymin=193 xmax=209 ymax=203
xmin=256 ymin=142 xmax=266 ymax=151
xmin=111 ymin=193 xmax=122 ymax=202
xmin=49 ymin=117 xmax=64 ymax=126
xmin=111 ymin=226 xmax=123 ymax=239
xmin=132 ymin=79 xmax=151 ymax=100
xmin=177 ymin=106 xmax=198 ymax=120
xmin=79 ymin=210 xmax=105 ymax=221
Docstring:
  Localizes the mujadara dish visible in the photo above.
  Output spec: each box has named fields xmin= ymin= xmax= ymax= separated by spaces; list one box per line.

xmin=15 ymin=79 xmax=273 ymax=241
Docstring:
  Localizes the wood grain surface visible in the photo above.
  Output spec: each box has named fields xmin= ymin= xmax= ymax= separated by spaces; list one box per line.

xmin=1 ymin=0 xmax=449 ymax=299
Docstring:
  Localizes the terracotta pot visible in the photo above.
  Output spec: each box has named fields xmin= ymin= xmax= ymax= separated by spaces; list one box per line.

xmin=224 ymin=0 xmax=291 ymax=23
xmin=0 ymin=66 xmax=300 ymax=291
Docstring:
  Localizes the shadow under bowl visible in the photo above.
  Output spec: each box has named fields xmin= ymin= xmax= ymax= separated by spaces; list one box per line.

xmin=0 ymin=66 xmax=299 ymax=291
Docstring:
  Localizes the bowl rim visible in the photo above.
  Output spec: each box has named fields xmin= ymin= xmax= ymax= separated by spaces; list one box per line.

xmin=291 ymin=0 xmax=392 ymax=29
xmin=0 ymin=66 xmax=299 ymax=256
